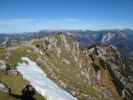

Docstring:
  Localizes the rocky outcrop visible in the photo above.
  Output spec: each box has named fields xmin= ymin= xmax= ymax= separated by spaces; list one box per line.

xmin=30 ymin=33 xmax=122 ymax=100
xmin=0 ymin=60 xmax=6 ymax=71
xmin=7 ymin=70 xmax=18 ymax=76
xmin=0 ymin=82 xmax=9 ymax=93
xmin=97 ymin=45 xmax=133 ymax=100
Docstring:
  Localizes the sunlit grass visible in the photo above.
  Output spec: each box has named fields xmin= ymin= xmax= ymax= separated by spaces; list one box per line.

xmin=0 ymin=48 xmax=6 ymax=60
xmin=8 ymin=47 xmax=39 ymax=68
xmin=0 ymin=92 xmax=17 ymax=100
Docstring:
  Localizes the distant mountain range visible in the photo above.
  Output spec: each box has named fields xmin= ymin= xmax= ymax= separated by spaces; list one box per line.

xmin=1 ymin=29 xmax=133 ymax=56
xmin=95 ymin=29 xmax=133 ymax=56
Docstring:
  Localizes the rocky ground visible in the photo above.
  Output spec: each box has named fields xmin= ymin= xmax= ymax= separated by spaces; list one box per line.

xmin=0 ymin=33 xmax=133 ymax=100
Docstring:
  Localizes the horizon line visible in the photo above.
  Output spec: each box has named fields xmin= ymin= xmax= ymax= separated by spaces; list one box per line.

xmin=0 ymin=28 xmax=133 ymax=34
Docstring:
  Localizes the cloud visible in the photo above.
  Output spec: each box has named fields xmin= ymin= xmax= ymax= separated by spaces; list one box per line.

xmin=0 ymin=18 xmax=80 ymax=25
xmin=0 ymin=18 xmax=81 ymax=33
xmin=0 ymin=18 xmax=35 ymax=27
xmin=0 ymin=18 xmax=132 ymax=33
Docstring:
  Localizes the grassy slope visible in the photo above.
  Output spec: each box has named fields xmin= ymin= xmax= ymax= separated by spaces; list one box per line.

xmin=0 ymin=72 xmax=45 ymax=100
xmin=0 ymin=72 xmax=27 ymax=95
xmin=0 ymin=48 xmax=6 ymax=60
xmin=8 ymin=47 xmax=39 ymax=68
xmin=0 ymin=47 xmax=45 ymax=100
xmin=0 ymin=92 xmax=17 ymax=100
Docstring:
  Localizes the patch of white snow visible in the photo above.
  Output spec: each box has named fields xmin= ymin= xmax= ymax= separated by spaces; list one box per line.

xmin=17 ymin=57 xmax=77 ymax=100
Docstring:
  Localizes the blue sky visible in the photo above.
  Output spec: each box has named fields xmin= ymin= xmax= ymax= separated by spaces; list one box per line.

xmin=0 ymin=0 xmax=133 ymax=33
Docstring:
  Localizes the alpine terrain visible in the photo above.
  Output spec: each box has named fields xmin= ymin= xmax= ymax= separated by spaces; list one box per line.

xmin=0 ymin=30 xmax=133 ymax=100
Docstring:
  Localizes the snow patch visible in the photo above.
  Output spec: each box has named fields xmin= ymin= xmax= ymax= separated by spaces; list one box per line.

xmin=101 ymin=32 xmax=114 ymax=43
xmin=17 ymin=57 xmax=77 ymax=100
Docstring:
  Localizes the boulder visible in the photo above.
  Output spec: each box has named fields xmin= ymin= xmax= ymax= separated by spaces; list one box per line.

xmin=0 ymin=60 xmax=6 ymax=71
xmin=0 ymin=82 xmax=9 ymax=93
xmin=7 ymin=70 xmax=18 ymax=76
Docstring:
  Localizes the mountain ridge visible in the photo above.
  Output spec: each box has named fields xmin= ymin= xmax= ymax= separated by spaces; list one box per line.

xmin=0 ymin=31 xmax=133 ymax=100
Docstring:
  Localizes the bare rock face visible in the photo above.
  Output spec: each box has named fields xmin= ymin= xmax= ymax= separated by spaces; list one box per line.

xmin=95 ymin=48 xmax=133 ymax=99
xmin=96 ymin=45 xmax=133 ymax=100
xmin=31 ymin=33 xmax=122 ymax=100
